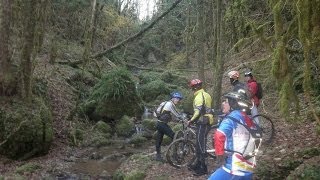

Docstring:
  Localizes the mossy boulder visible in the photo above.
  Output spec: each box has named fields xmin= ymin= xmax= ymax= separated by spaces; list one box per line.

xmin=0 ymin=97 xmax=53 ymax=159
xmin=115 ymin=115 xmax=135 ymax=137
xmin=94 ymin=121 xmax=112 ymax=134
xmin=139 ymin=79 xmax=170 ymax=103
xmin=15 ymin=162 xmax=41 ymax=174
xmin=83 ymin=68 xmax=143 ymax=121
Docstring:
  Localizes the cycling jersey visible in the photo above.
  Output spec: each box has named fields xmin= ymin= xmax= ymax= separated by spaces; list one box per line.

xmin=214 ymin=110 xmax=256 ymax=176
xmin=190 ymin=89 xmax=214 ymax=125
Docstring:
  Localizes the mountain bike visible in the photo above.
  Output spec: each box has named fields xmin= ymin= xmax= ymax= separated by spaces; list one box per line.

xmin=252 ymin=114 xmax=274 ymax=144
xmin=166 ymin=113 xmax=222 ymax=168
xmin=165 ymin=113 xmax=274 ymax=168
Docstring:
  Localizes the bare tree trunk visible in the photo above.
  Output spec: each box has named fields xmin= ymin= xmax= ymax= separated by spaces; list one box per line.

xmin=196 ymin=0 xmax=205 ymax=82
xmin=0 ymin=0 xmax=14 ymax=96
xmin=20 ymin=0 xmax=37 ymax=102
xmin=212 ymin=0 xmax=224 ymax=109
xmin=83 ymin=0 xmax=97 ymax=67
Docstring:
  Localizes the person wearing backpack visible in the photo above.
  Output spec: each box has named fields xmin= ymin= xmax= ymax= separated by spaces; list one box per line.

xmin=154 ymin=91 xmax=183 ymax=161
xmin=228 ymin=70 xmax=249 ymax=99
xmin=208 ymin=91 xmax=258 ymax=180
xmin=186 ymin=79 xmax=214 ymax=176
xmin=244 ymin=71 xmax=260 ymax=124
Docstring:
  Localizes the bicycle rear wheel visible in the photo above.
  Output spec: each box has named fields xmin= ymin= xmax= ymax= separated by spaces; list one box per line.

xmin=252 ymin=114 xmax=274 ymax=143
xmin=206 ymin=127 xmax=216 ymax=159
xmin=165 ymin=138 xmax=196 ymax=168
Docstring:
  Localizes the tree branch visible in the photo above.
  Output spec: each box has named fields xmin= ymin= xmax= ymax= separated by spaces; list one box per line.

xmin=92 ymin=0 xmax=184 ymax=59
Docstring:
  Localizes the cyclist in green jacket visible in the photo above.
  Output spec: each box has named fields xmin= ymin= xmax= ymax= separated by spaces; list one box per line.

xmin=187 ymin=79 xmax=214 ymax=176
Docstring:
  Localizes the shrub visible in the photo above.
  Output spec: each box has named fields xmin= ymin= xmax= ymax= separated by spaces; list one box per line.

xmin=0 ymin=97 xmax=53 ymax=159
xmin=115 ymin=115 xmax=135 ymax=137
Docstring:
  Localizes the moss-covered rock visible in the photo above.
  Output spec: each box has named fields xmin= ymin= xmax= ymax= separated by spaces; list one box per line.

xmin=115 ymin=115 xmax=135 ymax=137
xmin=141 ymin=119 xmax=156 ymax=131
xmin=15 ymin=162 xmax=41 ymax=174
xmin=139 ymin=79 xmax=170 ymax=103
xmin=94 ymin=121 xmax=112 ymax=134
xmin=129 ymin=134 xmax=147 ymax=147
xmin=83 ymin=68 xmax=143 ymax=121
xmin=0 ymin=97 xmax=53 ymax=159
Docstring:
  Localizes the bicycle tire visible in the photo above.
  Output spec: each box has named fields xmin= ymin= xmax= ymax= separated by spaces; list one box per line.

xmin=206 ymin=127 xmax=216 ymax=159
xmin=165 ymin=138 xmax=196 ymax=168
xmin=252 ymin=114 xmax=274 ymax=144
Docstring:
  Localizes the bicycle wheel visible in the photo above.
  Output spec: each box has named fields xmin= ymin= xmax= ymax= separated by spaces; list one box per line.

xmin=252 ymin=114 xmax=274 ymax=144
xmin=165 ymin=138 xmax=196 ymax=168
xmin=206 ymin=127 xmax=216 ymax=159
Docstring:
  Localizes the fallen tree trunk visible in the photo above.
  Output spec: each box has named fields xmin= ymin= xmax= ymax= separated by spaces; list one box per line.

xmin=92 ymin=0 xmax=183 ymax=59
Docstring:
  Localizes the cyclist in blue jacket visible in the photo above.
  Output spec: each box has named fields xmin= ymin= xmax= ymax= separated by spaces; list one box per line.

xmin=208 ymin=91 xmax=257 ymax=180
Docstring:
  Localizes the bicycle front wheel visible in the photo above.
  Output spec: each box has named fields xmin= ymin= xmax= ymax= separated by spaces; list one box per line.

xmin=165 ymin=138 xmax=196 ymax=168
xmin=252 ymin=114 xmax=274 ymax=144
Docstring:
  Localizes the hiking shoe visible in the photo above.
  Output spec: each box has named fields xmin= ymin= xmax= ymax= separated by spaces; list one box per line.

xmin=155 ymin=154 xmax=165 ymax=162
xmin=193 ymin=169 xmax=207 ymax=176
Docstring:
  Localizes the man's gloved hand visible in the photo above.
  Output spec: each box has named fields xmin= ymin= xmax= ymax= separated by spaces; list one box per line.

xmin=186 ymin=120 xmax=192 ymax=127
xmin=216 ymin=155 xmax=225 ymax=167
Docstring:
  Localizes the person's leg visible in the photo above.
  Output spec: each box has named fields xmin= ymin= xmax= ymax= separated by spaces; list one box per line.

xmin=155 ymin=122 xmax=165 ymax=160
xmin=251 ymin=105 xmax=259 ymax=125
xmin=194 ymin=124 xmax=210 ymax=176
xmin=161 ymin=123 xmax=175 ymax=140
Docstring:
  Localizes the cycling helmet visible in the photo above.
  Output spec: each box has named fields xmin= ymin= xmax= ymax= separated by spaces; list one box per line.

xmin=223 ymin=91 xmax=252 ymax=112
xmin=189 ymin=79 xmax=203 ymax=90
xmin=171 ymin=92 xmax=183 ymax=100
xmin=244 ymin=71 xmax=253 ymax=77
xmin=228 ymin=70 xmax=240 ymax=79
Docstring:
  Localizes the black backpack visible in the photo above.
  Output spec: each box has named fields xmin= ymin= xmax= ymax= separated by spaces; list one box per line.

xmin=256 ymin=82 xmax=263 ymax=99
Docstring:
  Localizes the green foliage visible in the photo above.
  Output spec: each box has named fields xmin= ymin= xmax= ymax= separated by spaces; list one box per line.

xmin=139 ymin=80 xmax=170 ymax=103
xmin=115 ymin=115 xmax=135 ymax=137
xmin=113 ymin=170 xmax=125 ymax=180
xmin=141 ymin=119 xmax=156 ymax=131
xmin=0 ymin=97 xmax=53 ymax=159
xmin=94 ymin=121 xmax=112 ymax=134
xmin=129 ymin=134 xmax=147 ymax=147
xmin=85 ymin=67 xmax=143 ymax=121
xmin=68 ymin=128 xmax=84 ymax=146
xmin=15 ymin=163 xmax=41 ymax=174
xmin=124 ymin=170 xmax=146 ymax=180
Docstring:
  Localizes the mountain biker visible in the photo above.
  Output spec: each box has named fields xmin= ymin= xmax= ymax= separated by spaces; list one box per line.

xmin=244 ymin=71 xmax=259 ymax=123
xmin=186 ymin=79 xmax=214 ymax=176
xmin=228 ymin=70 xmax=249 ymax=99
xmin=154 ymin=91 xmax=183 ymax=161
xmin=208 ymin=91 xmax=256 ymax=180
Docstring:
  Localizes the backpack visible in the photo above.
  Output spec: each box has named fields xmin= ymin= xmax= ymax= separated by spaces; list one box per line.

xmin=256 ymin=82 xmax=263 ymax=99
xmin=154 ymin=102 xmax=171 ymax=122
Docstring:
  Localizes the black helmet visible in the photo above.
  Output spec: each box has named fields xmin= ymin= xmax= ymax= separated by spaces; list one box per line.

xmin=244 ymin=71 xmax=253 ymax=77
xmin=223 ymin=91 xmax=252 ymax=112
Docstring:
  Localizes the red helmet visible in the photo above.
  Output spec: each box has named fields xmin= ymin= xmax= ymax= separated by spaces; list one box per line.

xmin=189 ymin=79 xmax=203 ymax=89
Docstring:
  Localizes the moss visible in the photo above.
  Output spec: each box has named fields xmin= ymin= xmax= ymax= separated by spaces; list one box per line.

xmin=0 ymin=97 xmax=53 ymax=159
xmin=69 ymin=128 xmax=85 ymax=146
xmin=124 ymin=170 xmax=146 ymax=180
xmin=86 ymin=68 xmax=143 ymax=121
xmin=141 ymin=119 xmax=156 ymax=131
xmin=140 ymin=80 xmax=170 ymax=102
xmin=95 ymin=121 xmax=112 ymax=134
xmin=115 ymin=115 xmax=135 ymax=137
xmin=113 ymin=170 xmax=125 ymax=180
xmin=15 ymin=163 xmax=41 ymax=174
xmin=130 ymin=134 xmax=147 ymax=147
